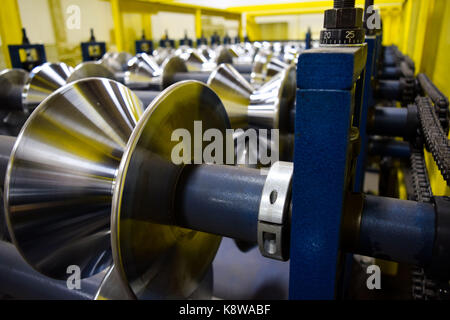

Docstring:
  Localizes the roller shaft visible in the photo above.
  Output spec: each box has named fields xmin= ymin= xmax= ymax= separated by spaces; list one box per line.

xmin=369 ymin=106 xmax=410 ymax=137
xmin=233 ymin=64 xmax=253 ymax=74
xmin=132 ymin=90 xmax=161 ymax=108
xmin=175 ymin=164 xmax=266 ymax=243
xmin=358 ymin=195 xmax=435 ymax=266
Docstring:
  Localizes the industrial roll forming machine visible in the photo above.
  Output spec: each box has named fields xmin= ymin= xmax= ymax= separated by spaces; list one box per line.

xmin=0 ymin=0 xmax=449 ymax=300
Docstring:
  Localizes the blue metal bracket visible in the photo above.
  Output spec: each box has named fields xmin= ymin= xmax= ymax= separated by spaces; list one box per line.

xmin=8 ymin=44 xmax=47 ymax=71
xmin=290 ymin=45 xmax=367 ymax=300
xmin=135 ymin=40 xmax=154 ymax=54
xmin=179 ymin=38 xmax=193 ymax=47
xmin=81 ymin=42 xmax=106 ymax=62
xmin=354 ymin=35 xmax=381 ymax=192
xmin=159 ymin=39 xmax=175 ymax=48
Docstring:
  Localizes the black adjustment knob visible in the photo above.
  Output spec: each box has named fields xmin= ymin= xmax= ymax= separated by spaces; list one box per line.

xmin=320 ymin=0 xmax=365 ymax=45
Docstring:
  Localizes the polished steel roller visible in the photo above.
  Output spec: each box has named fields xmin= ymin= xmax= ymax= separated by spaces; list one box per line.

xmin=0 ymin=69 xmax=29 ymax=112
xmin=22 ymin=62 xmax=73 ymax=112
xmin=207 ymin=63 xmax=296 ymax=162
xmin=175 ymin=47 xmax=213 ymax=72
xmin=125 ymin=53 xmax=187 ymax=90
xmin=110 ymin=81 xmax=230 ymax=299
xmin=5 ymin=78 xmax=144 ymax=280
xmin=67 ymin=61 xmax=116 ymax=83
xmin=152 ymin=47 xmax=175 ymax=65
xmin=100 ymin=52 xmax=133 ymax=73
xmin=4 ymin=78 xmax=230 ymax=300
xmin=208 ymin=63 xmax=296 ymax=132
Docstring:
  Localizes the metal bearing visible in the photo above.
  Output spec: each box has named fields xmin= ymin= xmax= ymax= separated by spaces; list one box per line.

xmin=257 ymin=161 xmax=293 ymax=261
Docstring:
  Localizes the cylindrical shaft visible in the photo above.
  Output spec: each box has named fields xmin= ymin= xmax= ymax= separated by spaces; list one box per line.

xmin=368 ymin=139 xmax=411 ymax=159
xmin=175 ymin=164 xmax=266 ymax=243
xmin=358 ymin=195 xmax=435 ymax=266
xmin=233 ymin=64 xmax=253 ymax=75
xmin=377 ymin=80 xmax=402 ymax=100
xmin=132 ymin=90 xmax=161 ymax=108
xmin=369 ymin=106 xmax=408 ymax=137
xmin=379 ymin=67 xmax=401 ymax=80
xmin=0 ymin=135 xmax=16 ymax=186
xmin=172 ymin=72 xmax=211 ymax=84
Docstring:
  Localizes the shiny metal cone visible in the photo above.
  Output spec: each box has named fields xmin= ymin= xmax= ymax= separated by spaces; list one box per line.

xmin=111 ymin=81 xmax=230 ymax=299
xmin=95 ymin=265 xmax=135 ymax=300
xmin=249 ymin=65 xmax=296 ymax=132
xmin=100 ymin=52 xmax=132 ymax=72
xmin=0 ymin=69 xmax=29 ymax=112
xmin=250 ymin=50 xmax=272 ymax=87
xmin=67 ymin=62 xmax=116 ymax=83
xmin=178 ymin=49 xmax=209 ymax=72
xmin=160 ymin=55 xmax=188 ymax=89
xmin=153 ymin=47 xmax=174 ymax=65
xmin=215 ymin=46 xmax=234 ymax=64
xmin=207 ymin=63 xmax=254 ymax=129
xmin=22 ymin=62 xmax=73 ymax=112
xmin=125 ymin=53 xmax=162 ymax=88
xmin=199 ymin=45 xmax=216 ymax=61
xmin=266 ymin=57 xmax=289 ymax=78
xmin=4 ymin=78 xmax=144 ymax=280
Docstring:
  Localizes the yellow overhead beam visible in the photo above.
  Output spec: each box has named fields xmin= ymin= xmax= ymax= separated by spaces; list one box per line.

xmin=231 ymin=0 xmax=405 ymax=16
xmin=0 ymin=0 xmax=23 ymax=68
xmin=106 ymin=0 xmax=241 ymax=20
xmin=195 ymin=9 xmax=202 ymax=39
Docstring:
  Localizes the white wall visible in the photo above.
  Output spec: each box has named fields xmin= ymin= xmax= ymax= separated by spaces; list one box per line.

xmin=151 ymin=12 xmax=196 ymax=40
xmin=60 ymin=0 xmax=114 ymax=44
xmin=18 ymin=0 xmax=55 ymax=44
xmin=255 ymin=13 xmax=323 ymax=40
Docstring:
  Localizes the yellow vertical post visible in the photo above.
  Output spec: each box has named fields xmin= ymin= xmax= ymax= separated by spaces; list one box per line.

xmin=390 ymin=9 xmax=401 ymax=47
xmin=195 ymin=9 xmax=202 ymax=39
xmin=246 ymin=15 xmax=260 ymax=41
xmin=400 ymin=0 xmax=413 ymax=53
xmin=141 ymin=13 xmax=153 ymax=40
xmin=238 ymin=14 xmax=243 ymax=40
xmin=412 ymin=0 xmax=432 ymax=72
xmin=111 ymin=0 xmax=124 ymax=51
xmin=0 ymin=0 xmax=23 ymax=68
xmin=382 ymin=11 xmax=392 ymax=45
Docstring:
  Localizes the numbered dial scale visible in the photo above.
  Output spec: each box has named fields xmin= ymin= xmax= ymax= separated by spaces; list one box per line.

xmin=320 ymin=29 xmax=365 ymax=45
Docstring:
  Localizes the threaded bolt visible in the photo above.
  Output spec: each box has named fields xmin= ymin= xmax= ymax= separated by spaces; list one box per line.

xmin=334 ymin=0 xmax=356 ymax=8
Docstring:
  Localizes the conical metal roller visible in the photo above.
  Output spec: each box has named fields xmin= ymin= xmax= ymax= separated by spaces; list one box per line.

xmin=67 ymin=61 xmax=116 ymax=83
xmin=111 ymin=81 xmax=230 ymax=299
xmin=0 ymin=69 xmax=29 ymax=112
xmin=208 ymin=63 xmax=296 ymax=132
xmin=208 ymin=63 xmax=296 ymax=162
xmin=125 ymin=53 xmax=188 ymax=90
xmin=4 ymin=78 xmax=144 ymax=280
xmin=153 ymin=47 xmax=174 ymax=65
xmin=100 ymin=52 xmax=132 ymax=72
xmin=0 ymin=69 xmax=30 ymax=135
xmin=176 ymin=47 xmax=213 ymax=72
xmin=215 ymin=46 xmax=234 ymax=65
xmin=250 ymin=50 xmax=273 ymax=86
xmin=22 ymin=62 xmax=73 ymax=112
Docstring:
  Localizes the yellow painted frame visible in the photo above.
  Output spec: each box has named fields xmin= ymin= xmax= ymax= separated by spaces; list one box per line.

xmin=0 ymin=0 xmax=23 ymax=68
xmin=106 ymin=0 xmax=241 ymax=52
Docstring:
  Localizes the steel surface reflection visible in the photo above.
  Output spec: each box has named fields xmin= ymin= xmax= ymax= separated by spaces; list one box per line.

xmin=5 ymin=78 xmax=144 ymax=279
xmin=22 ymin=62 xmax=73 ymax=112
